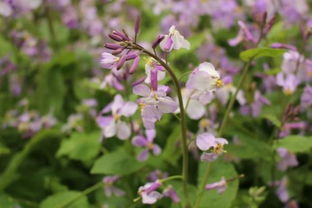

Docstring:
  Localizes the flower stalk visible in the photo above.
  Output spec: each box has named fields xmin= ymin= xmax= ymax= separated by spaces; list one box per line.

xmin=129 ymin=42 xmax=190 ymax=207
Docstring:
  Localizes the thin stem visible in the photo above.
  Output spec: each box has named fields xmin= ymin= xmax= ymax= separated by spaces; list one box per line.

xmin=44 ymin=1 xmax=57 ymax=49
xmin=218 ymin=61 xmax=251 ymax=137
xmin=160 ymin=175 xmax=183 ymax=183
xmin=132 ymin=43 xmax=190 ymax=207
xmin=56 ymin=181 xmax=103 ymax=208
xmin=193 ymin=163 xmax=211 ymax=208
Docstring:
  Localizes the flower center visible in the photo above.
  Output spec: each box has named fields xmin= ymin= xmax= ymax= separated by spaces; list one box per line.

xmin=147 ymin=142 xmax=154 ymax=150
xmin=113 ymin=113 xmax=120 ymax=121
xmin=138 ymin=102 xmax=145 ymax=110
xmin=283 ymin=88 xmax=293 ymax=96
xmin=212 ymin=143 xmax=225 ymax=154
xmin=215 ymin=79 xmax=224 ymax=88
xmin=199 ymin=119 xmax=210 ymax=129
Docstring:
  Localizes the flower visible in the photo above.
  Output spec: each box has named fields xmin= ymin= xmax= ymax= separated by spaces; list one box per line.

xmin=163 ymin=185 xmax=180 ymax=203
xmin=97 ymin=95 xmax=137 ymax=140
xmin=102 ymin=176 xmax=125 ymax=197
xmin=277 ymin=148 xmax=298 ymax=171
xmin=138 ymin=181 xmax=162 ymax=204
xmin=144 ymin=58 xmax=166 ymax=84
xmin=133 ymin=84 xmax=177 ymax=129
xmin=196 ymin=132 xmax=228 ymax=152
xmin=301 ymin=85 xmax=312 ymax=109
xmin=276 ymin=73 xmax=299 ymax=96
xmin=132 ymin=129 xmax=161 ymax=161
xmin=205 ymin=177 xmax=227 ymax=194
xmin=100 ymin=52 xmax=120 ymax=70
xmin=0 ymin=1 xmax=12 ymax=17
xmin=186 ymin=62 xmax=223 ymax=93
xmin=160 ymin=25 xmax=190 ymax=52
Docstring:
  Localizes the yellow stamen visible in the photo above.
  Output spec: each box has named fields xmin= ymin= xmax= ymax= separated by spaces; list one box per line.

xmin=113 ymin=113 xmax=120 ymax=121
xmin=215 ymin=79 xmax=224 ymax=88
xmin=212 ymin=143 xmax=225 ymax=154
xmin=283 ymin=89 xmax=293 ymax=96
xmin=199 ymin=119 xmax=210 ymax=129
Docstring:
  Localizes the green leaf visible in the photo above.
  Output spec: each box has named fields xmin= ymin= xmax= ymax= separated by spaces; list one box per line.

xmin=196 ymin=161 xmax=238 ymax=208
xmin=0 ymin=129 xmax=61 ymax=191
xmin=274 ymin=135 xmax=312 ymax=153
xmin=240 ymin=48 xmax=286 ymax=62
xmin=0 ymin=193 xmax=19 ymax=208
xmin=91 ymin=148 xmax=145 ymax=175
xmin=40 ymin=191 xmax=89 ymax=208
xmin=261 ymin=113 xmax=281 ymax=128
xmin=57 ymin=131 xmax=101 ymax=162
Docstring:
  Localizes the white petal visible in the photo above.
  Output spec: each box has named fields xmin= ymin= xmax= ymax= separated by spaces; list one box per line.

xmin=103 ymin=120 xmax=116 ymax=138
xmin=198 ymin=62 xmax=220 ymax=79
xmin=116 ymin=121 xmax=130 ymax=140
xmin=186 ymin=99 xmax=205 ymax=120
xmin=120 ymin=102 xmax=138 ymax=117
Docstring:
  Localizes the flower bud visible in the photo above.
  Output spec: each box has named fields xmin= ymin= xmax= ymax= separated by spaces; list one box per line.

xmin=126 ymin=52 xmax=137 ymax=60
xmin=108 ymin=33 xmax=123 ymax=42
xmin=152 ymin=35 xmax=165 ymax=49
xmin=116 ymin=55 xmax=127 ymax=70
xmin=130 ymin=56 xmax=140 ymax=74
xmin=104 ymin=43 xmax=122 ymax=50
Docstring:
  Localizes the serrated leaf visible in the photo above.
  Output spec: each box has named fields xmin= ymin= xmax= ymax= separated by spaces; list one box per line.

xmin=274 ymin=135 xmax=312 ymax=153
xmin=57 ymin=131 xmax=101 ymax=162
xmin=40 ymin=191 xmax=89 ymax=208
xmin=196 ymin=161 xmax=238 ymax=208
xmin=91 ymin=148 xmax=145 ymax=175
xmin=240 ymin=48 xmax=286 ymax=62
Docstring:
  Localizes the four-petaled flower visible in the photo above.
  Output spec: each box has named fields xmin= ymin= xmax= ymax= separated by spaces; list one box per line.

xmin=97 ymin=94 xmax=137 ymax=140
xmin=132 ymin=129 xmax=161 ymax=161
xmin=138 ymin=180 xmax=163 ymax=204
xmin=133 ymin=84 xmax=177 ymax=129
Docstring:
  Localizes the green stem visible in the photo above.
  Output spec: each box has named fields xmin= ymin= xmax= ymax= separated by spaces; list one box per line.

xmin=44 ymin=2 xmax=57 ymax=49
xmin=218 ymin=61 xmax=251 ymax=137
xmin=160 ymin=175 xmax=183 ymax=183
xmin=193 ymin=163 xmax=211 ymax=208
xmin=134 ymin=44 xmax=190 ymax=207
xmin=56 ymin=182 xmax=103 ymax=208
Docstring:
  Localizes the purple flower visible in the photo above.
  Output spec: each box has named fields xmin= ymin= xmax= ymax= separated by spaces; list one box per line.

xmin=103 ymin=176 xmax=125 ymax=197
xmin=138 ymin=181 xmax=163 ymax=204
xmin=279 ymin=122 xmax=306 ymax=138
xmin=275 ymin=177 xmax=289 ymax=203
xmin=163 ymin=186 xmax=180 ymax=203
xmin=205 ymin=177 xmax=227 ymax=194
xmin=133 ymin=84 xmax=177 ymax=129
xmin=144 ymin=58 xmax=166 ymax=85
xmin=0 ymin=1 xmax=12 ymax=17
xmin=301 ymin=85 xmax=312 ymax=109
xmin=97 ymin=95 xmax=137 ymax=140
xmin=100 ymin=52 xmax=120 ymax=70
xmin=277 ymin=148 xmax=298 ymax=171
xmin=132 ymin=129 xmax=161 ymax=161
xmin=147 ymin=170 xmax=168 ymax=181
xmin=159 ymin=25 xmax=190 ymax=52
xmin=276 ymin=73 xmax=299 ymax=96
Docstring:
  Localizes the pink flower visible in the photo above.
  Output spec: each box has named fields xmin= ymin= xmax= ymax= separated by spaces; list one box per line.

xmin=159 ymin=25 xmax=190 ymax=52
xmin=132 ymin=129 xmax=161 ymax=161
xmin=138 ymin=181 xmax=163 ymax=204
xmin=133 ymin=84 xmax=177 ymax=129
xmin=97 ymin=95 xmax=137 ymax=140
xmin=163 ymin=186 xmax=180 ymax=203
xmin=277 ymin=148 xmax=298 ymax=171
